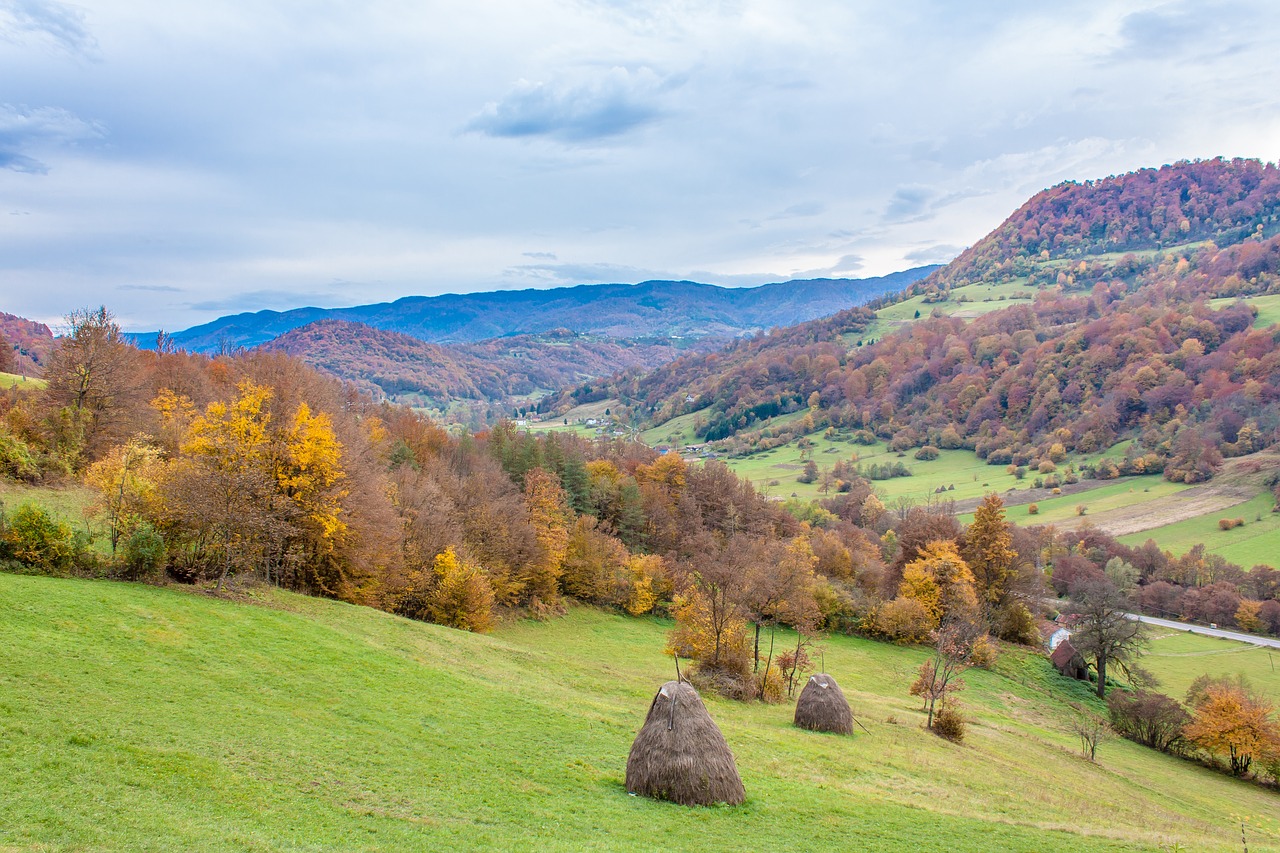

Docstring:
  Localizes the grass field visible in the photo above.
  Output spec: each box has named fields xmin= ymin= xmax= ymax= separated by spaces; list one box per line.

xmin=855 ymin=279 xmax=1038 ymax=343
xmin=0 ymin=372 xmax=45 ymax=390
xmin=1144 ymin=627 xmax=1280 ymax=707
xmin=1210 ymin=294 xmax=1280 ymax=329
xmin=3 ymin=574 xmax=1278 ymax=851
xmin=1118 ymin=492 xmax=1280 ymax=567
xmin=726 ymin=432 xmax=1028 ymax=502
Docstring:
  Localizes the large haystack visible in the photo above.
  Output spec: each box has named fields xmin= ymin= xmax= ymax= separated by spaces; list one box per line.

xmin=793 ymin=673 xmax=853 ymax=735
xmin=624 ymin=680 xmax=745 ymax=806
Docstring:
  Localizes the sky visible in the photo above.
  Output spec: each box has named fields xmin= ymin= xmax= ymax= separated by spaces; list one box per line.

xmin=3 ymin=0 xmax=1279 ymax=332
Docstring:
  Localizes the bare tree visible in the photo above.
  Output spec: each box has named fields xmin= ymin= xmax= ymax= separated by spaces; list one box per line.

xmin=1066 ymin=577 xmax=1147 ymax=698
xmin=1070 ymin=707 xmax=1110 ymax=761
xmin=910 ymin=616 xmax=980 ymax=729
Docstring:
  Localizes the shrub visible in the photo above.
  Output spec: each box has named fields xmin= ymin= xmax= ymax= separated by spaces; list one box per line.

xmin=1027 ymin=503 xmax=1039 ymax=515
xmin=119 ymin=523 xmax=166 ymax=582
xmin=1075 ymin=504 xmax=1087 ymax=516
xmin=1106 ymin=689 xmax=1189 ymax=754
xmin=994 ymin=601 xmax=1041 ymax=645
xmin=968 ymin=635 xmax=999 ymax=668
xmin=874 ymin=597 xmax=933 ymax=644
xmin=914 ymin=445 xmax=940 ymax=461
xmin=932 ymin=699 xmax=966 ymax=742
xmin=2 ymin=503 xmax=74 ymax=574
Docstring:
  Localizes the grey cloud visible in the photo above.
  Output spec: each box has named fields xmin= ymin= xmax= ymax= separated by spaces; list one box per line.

xmin=904 ymin=244 xmax=963 ymax=264
xmin=0 ymin=103 xmax=104 ymax=173
xmin=0 ymin=0 xmax=98 ymax=56
xmin=1114 ymin=2 xmax=1246 ymax=61
xmin=465 ymin=66 xmax=673 ymax=143
xmin=523 ymin=251 xmax=557 ymax=260
xmin=188 ymin=290 xmax=342 ymax=312
xmin=505 ymin=261 xmax=668 ymax=284
xmin=885 ymin=185 xmax=935 ymax=221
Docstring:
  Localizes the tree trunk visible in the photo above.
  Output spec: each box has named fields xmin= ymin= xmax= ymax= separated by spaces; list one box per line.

xmin=1095 ymin=654 xmax=1107 ymax=698
xmin=753 ymin=622 xmax=761 ymax=673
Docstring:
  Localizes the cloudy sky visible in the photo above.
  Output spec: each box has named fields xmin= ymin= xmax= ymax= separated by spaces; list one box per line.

xmin=3 ymin=0 xmax=1279 ymax=331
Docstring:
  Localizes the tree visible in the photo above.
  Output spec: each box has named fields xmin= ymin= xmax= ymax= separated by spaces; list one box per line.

xmin=42 ymin=306 xmax=141 ymax=463
xmin=909 ymin=617 xmax=979 ymax=730
xmin=278 ymin=402 xmax=350 ymax=595
xmin=1066 ymin=577 xmax=1147 ymax=698
xmin=961 ymin=493 xmax=1017 ymax=610
xmin=177 ymin=380 xmax=277 ymax=591
xmin=0 ymin=330 xmax=13 ymax=374
xmin=898 ymin=540 xmax=979 ymax=629
xmin=522 ymin=467 xmax=572 ymax=605
xmin=424 ymin=547 xmax=495 ymax=632
xmin=745 ymin=536 xmax=820 ymax=672
xmin=84 ymin=437 xmax=164 ymax=555
xmin=1183 ymin=677 xmax=1280 ymax=776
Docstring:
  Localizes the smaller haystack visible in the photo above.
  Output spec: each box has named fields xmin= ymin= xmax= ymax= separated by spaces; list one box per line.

xmin=625 ymin=680 xmax=745 ymax=806
xmin=793 ymin=673 xmax=854 ymax=735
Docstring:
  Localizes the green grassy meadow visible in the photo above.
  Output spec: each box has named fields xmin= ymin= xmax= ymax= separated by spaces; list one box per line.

xmin=1144 ymin=627 xmax=1280 ymax=707
xmin=1118 ymin=492 xmax=1280 ymax=566
xmin=0 ymin=372 xmax=46 ymax=390
xmin=3 ymin=574 xmax=1278 ymax=852
xmin=1211 ymin=294 xmax=1280 ymax=329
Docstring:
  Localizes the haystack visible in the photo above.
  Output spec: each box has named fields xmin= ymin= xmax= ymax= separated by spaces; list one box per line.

xmin=624 ymin=680 xmax=745 ymax=806
xmin=793 ymin=673 xmax=853 ymax=735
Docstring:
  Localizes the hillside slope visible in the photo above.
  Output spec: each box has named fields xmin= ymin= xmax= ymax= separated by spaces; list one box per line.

xmin=2 ymin=574 xmax=1277 ymax=852
xmin=257 ymin=319 xmax=703 ymax=405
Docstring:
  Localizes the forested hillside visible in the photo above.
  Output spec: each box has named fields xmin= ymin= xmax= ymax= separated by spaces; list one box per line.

xmin=258 ymin=319 xmax=706 ymax=414
xmin=554 ymin=159 xmax=1280 ymax=483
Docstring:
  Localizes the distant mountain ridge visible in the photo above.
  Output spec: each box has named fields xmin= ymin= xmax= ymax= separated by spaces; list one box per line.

xmin=128 ymin=269 xmax=939 ymax=353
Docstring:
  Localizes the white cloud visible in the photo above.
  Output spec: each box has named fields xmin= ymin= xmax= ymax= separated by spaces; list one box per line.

xmin=0 ymin=0 xmax=1277 ymax=329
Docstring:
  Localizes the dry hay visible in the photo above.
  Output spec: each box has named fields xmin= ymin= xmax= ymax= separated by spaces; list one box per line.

xmin=624 ymin=680 xmax=745 ymax=806
xmin=793 ymin=673 xmax=853 ymax=735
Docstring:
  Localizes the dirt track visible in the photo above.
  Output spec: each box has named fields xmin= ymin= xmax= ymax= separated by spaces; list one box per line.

xmin=1050 ymin=484 xmax=1256 ymax=536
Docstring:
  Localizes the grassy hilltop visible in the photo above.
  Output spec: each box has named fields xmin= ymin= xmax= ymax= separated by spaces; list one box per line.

xmin=2 ymin=574 xmax=1278 ymax=852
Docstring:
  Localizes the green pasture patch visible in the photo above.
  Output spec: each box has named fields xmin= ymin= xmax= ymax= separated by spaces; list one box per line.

xmin=1118 ymin=492 xmax=1280 ymax=569
xmin=1144 ymin=628 xmax=1280 ymax=707
xmin=1210 ymin=294 xmax=1280 ymax=329
xmin=2 ymin=575 xmax=1278 ymax=851
xmin=0 ymin=372 xmax=46 ymax=390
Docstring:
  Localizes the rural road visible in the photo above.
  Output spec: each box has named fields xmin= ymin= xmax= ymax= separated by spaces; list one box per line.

xmin=1129 ymin=613 xmax=1280 ymax=649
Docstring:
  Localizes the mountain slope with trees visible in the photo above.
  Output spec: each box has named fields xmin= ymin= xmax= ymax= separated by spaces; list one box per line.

xmin=257 ymin=319 xmax=706 ymax=409
xmin=553 ymin=159 xmax=1280 ymax=479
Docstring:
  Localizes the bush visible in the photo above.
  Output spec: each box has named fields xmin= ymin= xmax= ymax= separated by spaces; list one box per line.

xmin=1027 ymin=503 xmax=1039 ymax=515
xmin=914 ymin=445 xmax=940 ymax=461
xmin=874 ymin=596 xmax=933 ymax=644
xmin=119 ymin=524 xmax=166 ymax=582
xmin=932 ymin=699 xmax=966 ymax=742
xmin=1106 ymin=689 xmax=1189 ymax=754
xmin=994 ymin=601 xmax=1041 ymax=645
xmin=968 ymin=635 xmax=999 ymax=668
xmin=1 ymin=503 xmax=75 ymax=574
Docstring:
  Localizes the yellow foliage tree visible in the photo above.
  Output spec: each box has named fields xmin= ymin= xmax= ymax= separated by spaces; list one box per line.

xmin=899 ymin=540 xmax=979 ymax=629
xmin=180 ymin=380 xmax=275 ymax=591
xmin=425 ymin=547 xmax=495 ymax=633
xmin=522 ymin=467 xmax=571 ymax=605
xmin=625 ymin=554 xmax=667 ymax=616
xmin=279 ymin=402 xmax=350 ymax=595
xmin=1184 ymin=682 xmax=1280 ymax=776
xmin=961 ymin=493 xmax=1017 ymax=607
xmin=84 ymin=436 xmax=164 ymax=554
